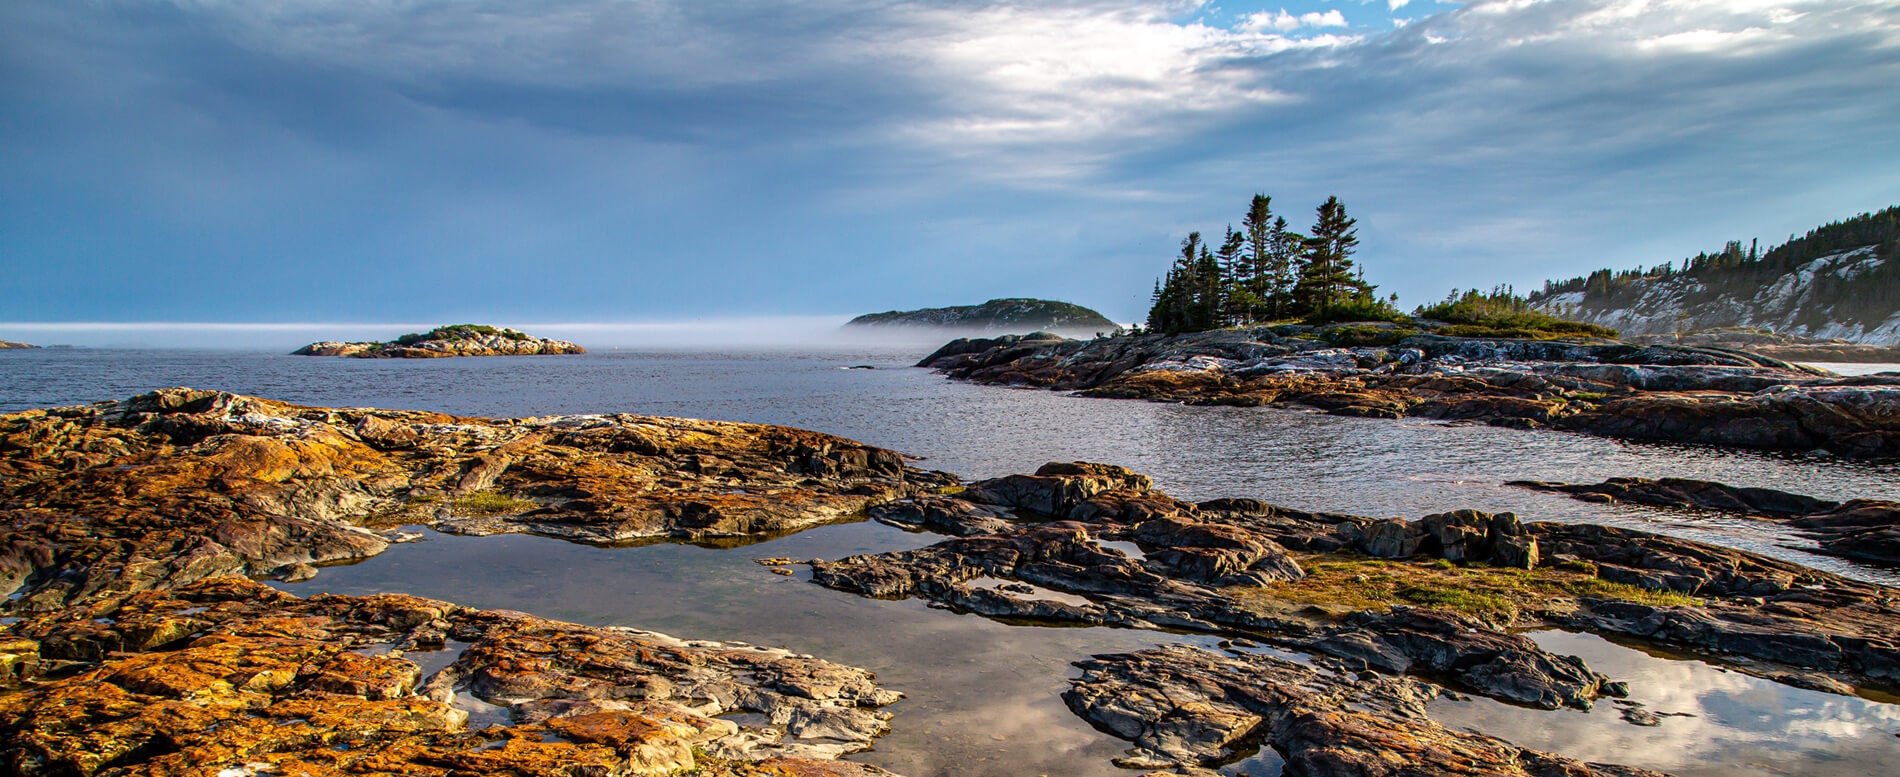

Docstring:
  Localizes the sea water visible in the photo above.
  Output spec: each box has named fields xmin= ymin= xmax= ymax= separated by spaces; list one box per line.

xmin=4 ymin=346 xmax=1897 ymax=775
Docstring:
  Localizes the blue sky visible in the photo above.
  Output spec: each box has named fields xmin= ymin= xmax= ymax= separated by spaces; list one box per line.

xmin=4 ymin=0 xmax=1898 ymax=337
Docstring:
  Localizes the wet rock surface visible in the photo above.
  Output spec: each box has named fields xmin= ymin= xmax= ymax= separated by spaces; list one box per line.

xmin=0 ymin=388 xmax=949 ymax=609
xmin=817 ymin=462 xmax=1900 ymax=704
xmin=1065 ymin=645 xmax=1670 ymax=776
xmin=1514 ymin=476 xmax=1900 ymax=566
xmin=0 ymin=577 xmax=903 ymax=776
xmin=916 ymin=328 xmax=1900 ymax=457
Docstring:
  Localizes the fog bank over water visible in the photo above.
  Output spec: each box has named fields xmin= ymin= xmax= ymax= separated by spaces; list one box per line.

xmin=0 ymin=317 xmax=972 ymax=350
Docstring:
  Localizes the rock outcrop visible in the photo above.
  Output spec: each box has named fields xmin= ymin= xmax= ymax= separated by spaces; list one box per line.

xmin=1512 ymin=477 xmax=1900 ymax=566
xmin=294 ymin=324 xmax=585 ymax=358
xmin=0 ymin=577 xmax=904 ymax=777
xmin=845 ymin=298 xmax=1117 ymax=337
xmin=915 ymin=328 xmax=1900 ymax=457
xmin=1066 ymin=645 xmax=1669 ymax=776
xmin=0 ymin=388 xmax=950 ymax=609
xmin=0 ymin=341 xmax=35 ymax=350
xmin=815 ymin=462 xmax=1900 ymax=705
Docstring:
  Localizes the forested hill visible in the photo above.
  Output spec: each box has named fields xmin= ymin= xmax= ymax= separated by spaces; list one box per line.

xmin=1528 ymin=206 xmax=1900 ymax=344
xmin=845 ymin=298 xmax=1118 ymax=335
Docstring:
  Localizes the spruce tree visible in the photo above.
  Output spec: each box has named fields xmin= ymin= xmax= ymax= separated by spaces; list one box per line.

xmin=1293 ymin=196 xmax=1368 ymax=316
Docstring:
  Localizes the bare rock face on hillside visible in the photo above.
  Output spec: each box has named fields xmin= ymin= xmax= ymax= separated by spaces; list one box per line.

xmin=1531 ymin=244 xmax=1900 ymax=344
xmin=0 ymin=388 xmax=949 ymax=609
xmin=294 ymin=324 xmax=585 ymax=357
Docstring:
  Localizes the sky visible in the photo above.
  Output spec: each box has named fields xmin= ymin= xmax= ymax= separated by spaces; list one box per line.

xmin=3 ymin=0 xmax=1899 ymax=342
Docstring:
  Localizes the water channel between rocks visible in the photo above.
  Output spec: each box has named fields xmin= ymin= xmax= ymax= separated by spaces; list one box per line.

xmin=10 ymin=346 xmax=1900 ymax=774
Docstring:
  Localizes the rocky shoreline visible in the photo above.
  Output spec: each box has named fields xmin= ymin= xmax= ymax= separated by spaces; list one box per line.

xmin=916 ymin=327 xmax=1900 ymax=458
xmin=3 ymin=391 xmax=1895 ymax=776
xmin=1510 ymin=476 xmax=1900 ymax=566
xmin=0 ymin=389 xmax=944 ymax=776
xmin=294 ymin=324 xmax=584 ymax=358
xmin=0 ymin=341 xmax=35 ymax=350
xmin=812 ymin=461 xmax=1899 ymax=772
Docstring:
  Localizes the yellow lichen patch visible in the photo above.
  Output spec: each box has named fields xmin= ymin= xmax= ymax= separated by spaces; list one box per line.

xmin=1235 ymin=554 xmax=1702 ymax=627
xmin=450 ymin=490 xmax=540 ymax=516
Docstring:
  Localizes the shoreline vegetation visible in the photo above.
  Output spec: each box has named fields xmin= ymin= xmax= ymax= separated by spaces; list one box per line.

xmin=293 ymin=324 xmax=585 ymax=358
xmin=1 ymin=390 xmax=1895 ymax=776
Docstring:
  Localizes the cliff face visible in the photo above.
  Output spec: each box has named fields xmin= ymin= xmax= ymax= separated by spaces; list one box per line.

xmin=846 ymin=298 xmax=1117 ymax=336
xmin=1533 ymin=245 xmax=1900 ymax=344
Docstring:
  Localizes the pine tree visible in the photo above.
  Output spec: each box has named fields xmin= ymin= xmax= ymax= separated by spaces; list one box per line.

xmin=1292 ymin=196 xmax=1368 ymax=316
xmin=1215 ymin=227 xmax=1252 ymax=323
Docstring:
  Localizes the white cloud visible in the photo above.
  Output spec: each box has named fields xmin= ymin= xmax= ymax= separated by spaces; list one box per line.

xmin=1240 ymin=8 xmax=1352 ymax=33
xmin=1390 ymin=0 xmax=1414 ymax=9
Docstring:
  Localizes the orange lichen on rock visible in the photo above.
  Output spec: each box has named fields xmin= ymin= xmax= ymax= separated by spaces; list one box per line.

xmin=0 ymin=578 xmax=905 ymax=777
xmin=0 ymin=388 xmax=950 ymax=610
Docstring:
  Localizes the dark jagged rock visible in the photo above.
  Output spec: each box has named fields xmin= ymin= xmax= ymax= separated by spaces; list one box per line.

xmin=914 ymin=328 xmax=1900 ymax=457
xmin=1514 ymin=477 xmax=1900 ymax=566
xmin=294 ymin=324 xmax=585 ymax=358
xmin=1064 ymin=645 xmax=1672 ymax=776
xmin=0 ymin=577 xmax=904 ymax=776
xmin=0 ymin=389 xmax=951 ymax=609
xmin=813 ymin=461 xmax=1900 ymax=705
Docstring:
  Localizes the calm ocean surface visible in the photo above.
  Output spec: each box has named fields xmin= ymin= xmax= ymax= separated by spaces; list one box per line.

xmin=3 ymin=346 xmax=1897 ymax=776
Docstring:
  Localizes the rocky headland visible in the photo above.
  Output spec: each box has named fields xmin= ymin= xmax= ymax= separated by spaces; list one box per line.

xmin=812 ymin=461 xmax=1900 ymax=772
xmin=845 ymin=299 xmax=1117 ymax=337
xmin=0 ymin=341 xmax=36 ymax=350
xmin=294 ymin=324 xmax=585 ymax=358
xmin=916 ymin=327 xmax=1900 ymax=457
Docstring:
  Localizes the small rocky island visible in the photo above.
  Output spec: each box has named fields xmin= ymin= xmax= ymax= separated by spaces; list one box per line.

xmin=0 ymin=340 xmax=36 ymax=350
xmin=917 ymin=325 xmax=1900 ymax=457
xmin=846 ymin=298 xmax=1117 ymax=337
xmin=2 ymin=389 xmax=1895 ymax=776
xmin=294 ymin=324 xmax=584 ymax=358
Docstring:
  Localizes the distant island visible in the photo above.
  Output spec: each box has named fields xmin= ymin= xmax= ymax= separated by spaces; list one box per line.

xmin=293 ymin=324 xmax=584 ymax=358
xmin=846 ymin=298 xmax=1117 ymax=336
xmin=0 ymin=340 xmax=37 ymax=350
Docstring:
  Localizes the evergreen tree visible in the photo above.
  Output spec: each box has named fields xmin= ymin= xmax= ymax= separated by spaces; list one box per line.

xmin=1292 ymin=196 xmax=1369 ymax=315
xmin=1215 ymin=227 xmax=1253 ymax=323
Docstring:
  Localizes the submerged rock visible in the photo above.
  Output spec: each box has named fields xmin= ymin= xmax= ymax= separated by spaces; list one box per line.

xmin=0 ymin=388 xmax=950 ymax=608
xmin=0 ymin=577 xmax=904 ymax=776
